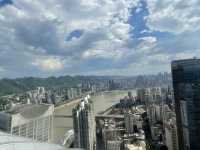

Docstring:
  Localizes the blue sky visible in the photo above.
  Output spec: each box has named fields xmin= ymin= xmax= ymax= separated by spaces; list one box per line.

xmin=0 ymin=0 xmax=200 ymax=78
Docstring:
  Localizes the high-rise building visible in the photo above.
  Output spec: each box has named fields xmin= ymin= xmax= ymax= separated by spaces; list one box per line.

xmin=0 ymin=131 xmax=84 ymax=150
xmin=72 ymin=95 xmax=96 ymax=150
xmin=137 ymin=88 xmax=146 ymax=103
xmin=171 ymin=59 xmax=200 ymax=150
xmin=124 ymin=112 xmax=143 ymax=134
xmin=0 ymin=104 xmax=54 ymax=142
xmin=124 ymin=141 xmax=146 ymax=150
xmin=162 ymin=104 xmax=178 ymax=150
xmin=124 ymin=112 xmax=135 ymax=134
xmin=106 ymin=140 xmax=122 ymax=150
xmin=165 ymin=117 xmax=179 ymax=150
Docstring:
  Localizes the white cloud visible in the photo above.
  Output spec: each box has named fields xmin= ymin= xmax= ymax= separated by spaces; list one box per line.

xmin=173 ymin=49 xmax=200 ymax=60
xmin=1 ymin=0 xmax=199 ymax=77
xmin=0 ymin=0 xmax=141 ymax=77
xmin=0 ymin=67 xmax=5 ymax=73
xmin=82 ymin=49 xmax=123 ymax=59
xmin=139 ymin=36 xmax=157 ymax=43
xmin=146 ymin=0 xmax=200 ymax=34
xmin=32 ymin=57 xmax=64 ymax=71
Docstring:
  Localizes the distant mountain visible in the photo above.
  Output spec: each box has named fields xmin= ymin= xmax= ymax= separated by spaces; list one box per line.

xmin=0 ymin=73 xmax=172 ymax=96
xmin=0 ymin=76 xmax=81 ymax=96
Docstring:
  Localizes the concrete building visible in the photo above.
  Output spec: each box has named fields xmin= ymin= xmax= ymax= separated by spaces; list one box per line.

xmin=150 ymin=125 xmax=162 ymax=141
xmin=124 ymin=112 xmax=143 ymax=134
xmin=106 ymin=140 xmax=122 ymax=150
xmin=165 ymin=118 xmax=179 ymax=150
xmin=146 ymin=103 xmax=163 ymax=125
xmin=146 ymin=104 xmax=157 ymax=125
xmin=0 ymin=104 xmax=54 ymax=142
xmin=172 ymin=59 xmax=200 ymax=150
xmin=125 ymin=112 xmax=135 ymax=134
xmin=136 ymin=89 xmax=146 ymax=103
xmin=102 ymin=128 xmax=123 ymax=150
xmin=72 ymin=95 xmax=96 ymax=150
xmin=0 ymin=131 xmax=83 ymax=150
xmin=154 ymin=104 xmax=163 ymax=122
xmin=143 ymin=87 xmax=165 ymax=104
xmin=124 ymin=141 xmax=146 ymax=150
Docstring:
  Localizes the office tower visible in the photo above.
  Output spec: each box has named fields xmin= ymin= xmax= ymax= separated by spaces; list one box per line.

xmin=124 ymin=112 xmax=135 ymax=134
xmin=125 ymin=112 xmax=143 ymax=134
xmin=0 ymin=104 xmax=54 ymax=142
xmin=106 ymin=140 xmax=122 ymax=150
xmin=124 ymin=141 xmax=146 ymax=150
xmin=171 ymin=59 xmax=200 ymax=150
xmin=73 ymin=95 xmax=96 ymax=150
xmin=165 ymin=117 xmax=179 ymax=150
xmin=163 ymin=104 xmax=179 ymax=150
xmin=137 ymin=88 xmax=146 ymax=103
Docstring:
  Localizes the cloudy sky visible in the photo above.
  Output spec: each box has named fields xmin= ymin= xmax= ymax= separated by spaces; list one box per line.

xmin=0 ymin=0 xmax=199 ymax=78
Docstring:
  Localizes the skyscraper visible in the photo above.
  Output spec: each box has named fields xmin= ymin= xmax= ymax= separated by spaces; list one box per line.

xmin=124 ymin=112 xmax=135 ymax=134
xmin=171 ymin=59 xmax=200 ymax=150
xmin=72 ymin=95 xmax=96 ymax=150
xmin=0 ymin=104 xmax=54 ymax=142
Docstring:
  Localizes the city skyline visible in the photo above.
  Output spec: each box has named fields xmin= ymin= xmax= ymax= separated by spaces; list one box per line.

xmin=0 ymin=58 xmax=199 ymax=150
xmin=0 ymin=0 xmax=199 ymax=78
xmin=1 ymin=0 xmax=200 ymax=149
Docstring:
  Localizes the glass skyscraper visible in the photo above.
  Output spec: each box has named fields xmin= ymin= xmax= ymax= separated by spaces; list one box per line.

xmin=172 ymin=59 xmax=200 ymax=150
xmin=72 ymin=96 xmax=96 ymax=150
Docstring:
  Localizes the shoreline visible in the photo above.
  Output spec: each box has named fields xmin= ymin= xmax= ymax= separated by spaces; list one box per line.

xmin=54 ymin=89 xmax=135 ymax=111
xmin=54 ymin=98 xmax=82 ymax=110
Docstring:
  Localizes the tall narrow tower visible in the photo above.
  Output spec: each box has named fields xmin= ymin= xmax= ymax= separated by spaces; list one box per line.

xmin=73 ymin=95 xmax=96 ymax=150
xmin=171 ymin=59 xmax=200 ymax=150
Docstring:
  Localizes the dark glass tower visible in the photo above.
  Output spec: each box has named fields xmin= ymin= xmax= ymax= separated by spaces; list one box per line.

xmin=171 ymin=59 xmax=200 ymax=150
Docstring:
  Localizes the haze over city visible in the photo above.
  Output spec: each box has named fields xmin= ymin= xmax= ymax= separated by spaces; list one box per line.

xmin=0 ymin=0 xmax=199 ymax=78
xmin=0 ymin=1 xmax=200 ymax=150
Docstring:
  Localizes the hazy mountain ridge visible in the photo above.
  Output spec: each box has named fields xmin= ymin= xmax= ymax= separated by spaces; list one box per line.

xmin=0 ymin=73 xmax=172 ymax=96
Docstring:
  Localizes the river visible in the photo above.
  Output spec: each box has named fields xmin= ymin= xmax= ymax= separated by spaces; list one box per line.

xmin=53 ymin=90 xmax=136 ymax=144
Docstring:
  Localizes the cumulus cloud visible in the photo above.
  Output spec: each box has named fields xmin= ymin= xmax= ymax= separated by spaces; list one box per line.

xmin=82 ymin=49 xmax=123 ymax=59
xmin=0 ymin=0 xmax=199 ymax=77
xmin=32 ymin=57 xmax=64 ymax=71
xmin=139 ymin=36 xmax=157 ymax=43
xmin=0 ymin=66 xmax=5 ymax=72
xmin=146 ymin=0 xmax=200 ymax=34
xmin=0 ymin=0 xmax=141 ymax=77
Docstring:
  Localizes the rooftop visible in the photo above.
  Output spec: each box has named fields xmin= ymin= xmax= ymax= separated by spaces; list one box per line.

xmin=5 ymin=104 xmax=53 ymax=118
xmin=0 ymin=131 xmax=84 ymax=150
xmin=172 ymin=58 xmax=200 ymax=66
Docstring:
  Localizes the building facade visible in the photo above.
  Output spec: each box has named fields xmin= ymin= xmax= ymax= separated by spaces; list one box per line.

xmin=172 ymin=59 xmax=200 ymax=150
xmin=0 ymin=104 xmax=54 ymax=142
xmin=106 ymin=140 xmax=122 ymax=150
xmin=165 ymin=118 xmax=179 ymax=150
xmin=124 ymin=112 xmax=135 ymax=134
xmin=73 ymin=96 xmax=96 ymax=150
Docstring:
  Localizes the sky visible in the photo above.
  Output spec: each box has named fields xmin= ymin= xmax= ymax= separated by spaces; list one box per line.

xmin=0 ymin=0 xmax=200 ymax=78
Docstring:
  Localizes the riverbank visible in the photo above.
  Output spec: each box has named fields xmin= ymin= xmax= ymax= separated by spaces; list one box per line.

xmin=54 ymin=98 xmax=82 ymax=111
xmin=53 ymin=90 xmax=135 ymax=144
xmin=55 ymin=89 xmax=135 ymax=110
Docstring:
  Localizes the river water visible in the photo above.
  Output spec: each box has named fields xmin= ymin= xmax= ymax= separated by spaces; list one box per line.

xmin=53 ymin=90 xmax=136 ymax=144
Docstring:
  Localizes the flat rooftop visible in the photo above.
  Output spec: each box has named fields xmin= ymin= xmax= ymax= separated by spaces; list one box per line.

xmin=5 ymin=104 xmax=54 ymax=118
xmin=0 ymin=131 xmax=83 ymax=150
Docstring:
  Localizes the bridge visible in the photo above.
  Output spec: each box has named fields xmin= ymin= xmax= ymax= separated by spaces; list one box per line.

xmin=54 ymin=114 xmax=124 ymax=119
xmin=95 ymin=114 xmax=124 ymax=119
xmin=54 ymin=115 xmax=73 ymax=118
